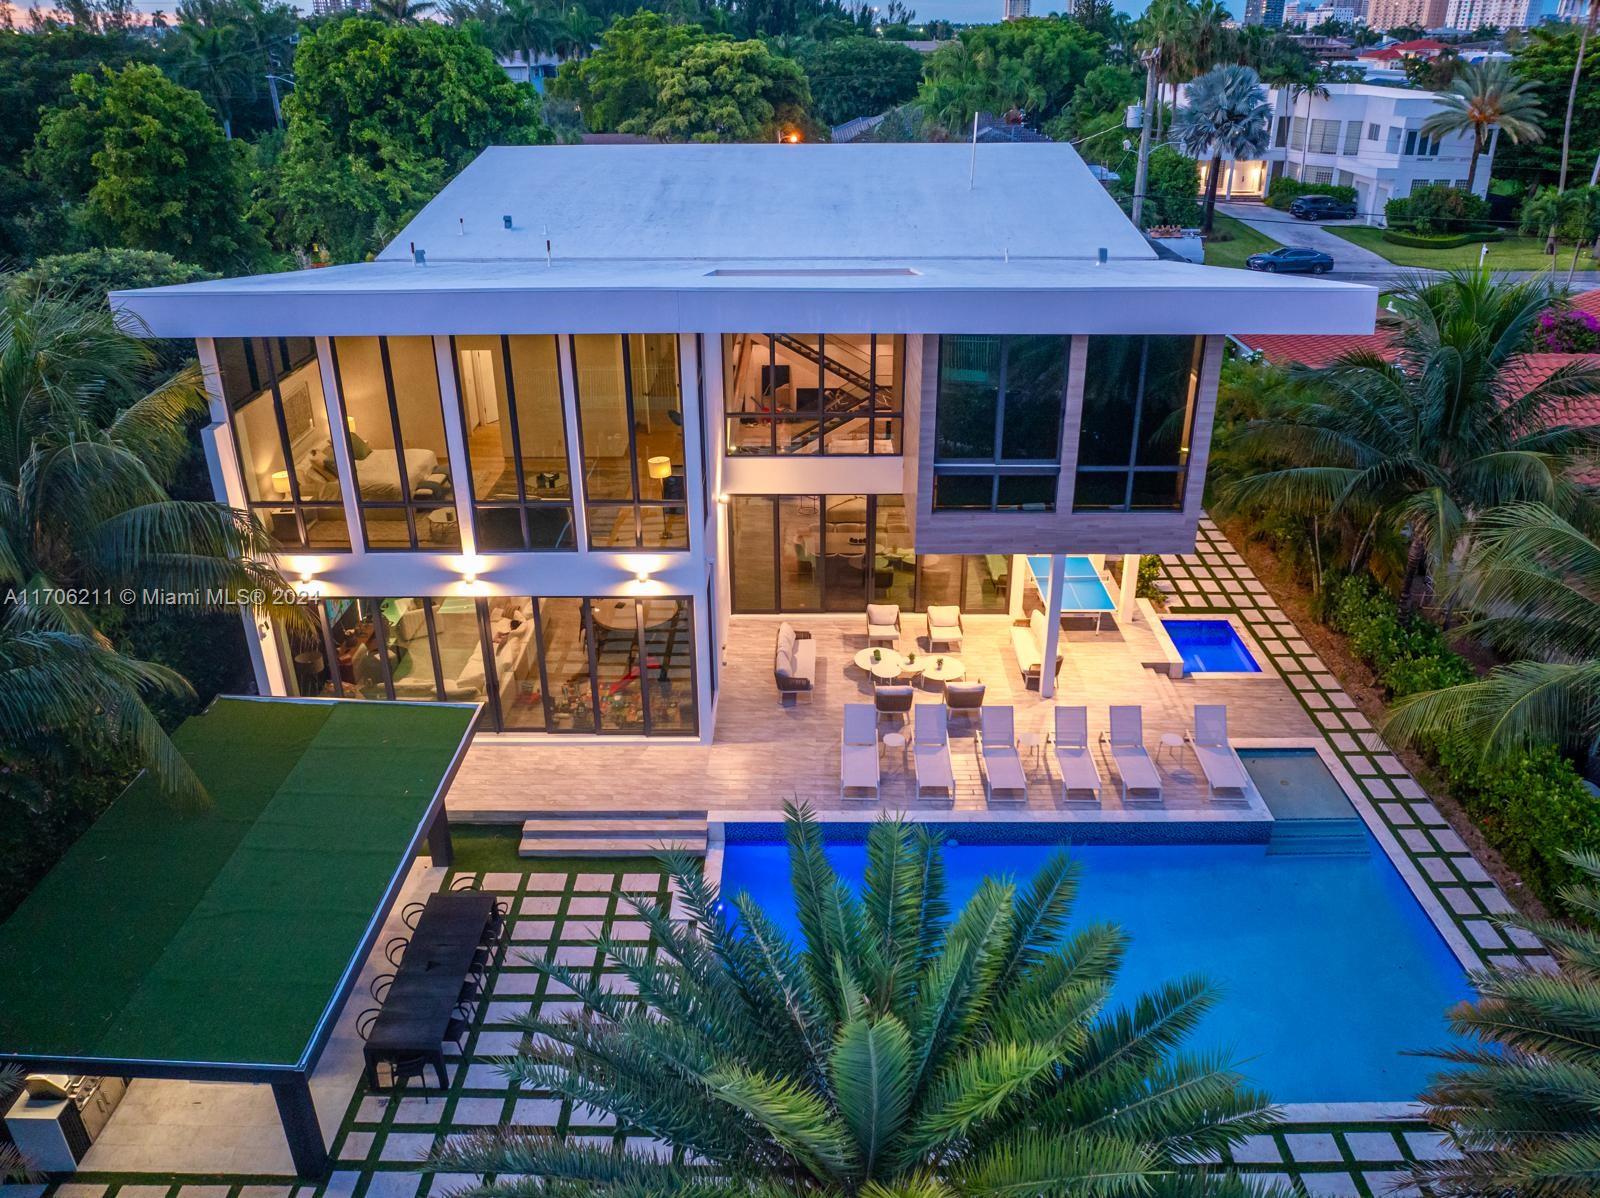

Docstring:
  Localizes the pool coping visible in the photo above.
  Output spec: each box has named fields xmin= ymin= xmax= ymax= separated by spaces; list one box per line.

xmin=1147 ymin=607 xmax=1280 ymax=682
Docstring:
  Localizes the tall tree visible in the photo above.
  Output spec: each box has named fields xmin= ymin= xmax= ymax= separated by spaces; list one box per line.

xmin=644 ymin=37 xmax=813 ymax=142
xmin=1422 ymin=59 xmax=1544 ymax=193
xmin=796 ymin=36 xmax=922 ymax=127
xmin=30 ymin=64 xmax=265 ymax=272
xmin=1557 ymin=0 xmax=1600 ymax=194
xmin=916 ymin=17 xmax=1103 ymax=132
xmin=548 ymin=12 xmax=702 ymax=131
xmin=1284 ymin=62 xmax=1328 ymax=178
xmin=432 ymin=806 xmax=1288 ymax=1198
xmin=1171 ymin=63 xmax=1271 ymax=237
xmin=169 ymin=18 xmax=250 ymax=137
xmin=1407 ymin=848 xmax=1600 ymax=1196
xmin=1498 ymin=27 xmax=1600 ymax=187
xmin=493 ymin=0 xmax=561 ymax=72
xmin=1227 ymin=271 xmax=1600 ymax=606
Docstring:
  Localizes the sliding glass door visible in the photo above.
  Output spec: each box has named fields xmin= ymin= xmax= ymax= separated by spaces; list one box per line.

xmin=276 ymin=595 xmax=697 ymax=735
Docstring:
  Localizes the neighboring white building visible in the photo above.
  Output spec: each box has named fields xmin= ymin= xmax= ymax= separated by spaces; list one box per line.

xmin=1194 ymin=83 xmax=1496 ymax=220
xmin=497 ymin=50 xmax=563 ymax=89
xmin=1445 ymin=0 xmax=1552 ymax=25
xmin=109 ymin=144 xmax=1371 ymax=738
xmin=1003 ymin=0 xmax=1031 ymax=17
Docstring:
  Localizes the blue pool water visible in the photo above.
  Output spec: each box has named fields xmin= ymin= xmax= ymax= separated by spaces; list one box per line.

xmin=718 ymin=834 xmax=1470 ymax=1103
xmin=1162 ymin=618 xmax=1262 ymax=673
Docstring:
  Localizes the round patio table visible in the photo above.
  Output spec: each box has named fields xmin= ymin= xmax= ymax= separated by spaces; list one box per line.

xmin=853 ymin=647 xmax=905 ymax=674
xmin=921 ymin=657 xmax=965 ymax=688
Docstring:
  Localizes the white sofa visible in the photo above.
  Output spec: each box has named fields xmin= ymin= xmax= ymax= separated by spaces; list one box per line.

xmin=774 ymin=621 xmax=816 ymax=701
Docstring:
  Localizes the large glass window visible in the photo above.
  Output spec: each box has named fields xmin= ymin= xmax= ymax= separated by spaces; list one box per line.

xmin=452 ymin=335 xmax=574 ymax=551
xmin=572 ymin=334 xmax=687 ymax=549
xmin=275 ymin=594 xmax=696 ymax=735
xmin=330 ymin=336 xmax=460 ymax=550
xmin=215 ymin=337 xmax=349 ymax=550
xmin=723 ymin=334 xmax=902 ymax=456
xmin=933 ymin=335 xmax=1067 ymax=511
xmin=730 ymin=494 xmax=1008 ymax=614
xmin=1074 ymin=335 xmax=1202 ymax=512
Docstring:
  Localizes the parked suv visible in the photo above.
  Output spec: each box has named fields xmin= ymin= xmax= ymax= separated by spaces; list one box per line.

xmin=1289 ymin=194 xmax=1358 ymax=220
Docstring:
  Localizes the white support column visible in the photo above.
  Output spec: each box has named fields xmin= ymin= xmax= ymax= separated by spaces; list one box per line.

xmin=555 ymin=335 xmax=589 ymax=552
xmin=315 ymin=336 xmax=366 ymax=552
xmin=1039 ymin=553 xmax=1066 ymax=700
xmin=1119 ymin=554 xmax=1141 ymax=624
xmin=1007 ymin=554 xmax=1025 ymax=620
xmin=432 ymin=336 xmax=477 ymax=557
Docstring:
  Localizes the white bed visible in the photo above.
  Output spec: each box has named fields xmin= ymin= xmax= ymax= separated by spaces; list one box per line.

xmin=355 ymin=447 xmax=439 ymax=499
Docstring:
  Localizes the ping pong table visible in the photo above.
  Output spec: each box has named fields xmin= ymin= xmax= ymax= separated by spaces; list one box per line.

xmin=1026 ymin=555 xmax=1117 ymax=630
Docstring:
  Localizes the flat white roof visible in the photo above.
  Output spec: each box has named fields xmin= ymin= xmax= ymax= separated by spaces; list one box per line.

xmin=112 ymin=143 xmax=1378 ymax=338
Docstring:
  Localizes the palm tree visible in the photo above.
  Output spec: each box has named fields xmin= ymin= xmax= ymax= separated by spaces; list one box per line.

xmin=171 ymin=18 xmax=251 ymax=138
xmin=1284 ymin=63 xmax=1329 ymax=179
xmin=551 ymin=3 xmax=599 ymax=60
xmin=1558 ymin=0 xmax=1600 ymax=196
xmin=1421 ymin=60 xmax=1544 ymax=194
xmin=1226 ymin=271 xmax=1600 ymax=606
xmin=1387 ymin=503 xmax=1600 ymax=761
xmin=433 ymin=806 xmax=1290 ymax=1198
xmin=0 ymin=287 xmax=293 ymax=805
xmin=1136 ymin=0 xmax=1191 ymax=142
xmin=494 ymin=0 xmax=561 ymax=73
xmin=1185 ymin=0 xmax=1233 ymax=76
xmin=1408 ymin=848 xmax=1600 ymax=1196
xmin=1171 ymin=64 xmax=1272 ymax=238
xmin=369 ymin=0 xmax=438 ymax=22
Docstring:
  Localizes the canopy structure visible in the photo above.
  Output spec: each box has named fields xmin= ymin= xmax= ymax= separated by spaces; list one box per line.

xmin=0 ymin=697 xmax=480 ymax=1176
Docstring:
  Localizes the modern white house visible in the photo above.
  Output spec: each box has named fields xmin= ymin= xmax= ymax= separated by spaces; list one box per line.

xmin=1197 ymin=83 xmax=1496 ymax=220
xmin=110 ymin=143 xmax=1373 ymax=747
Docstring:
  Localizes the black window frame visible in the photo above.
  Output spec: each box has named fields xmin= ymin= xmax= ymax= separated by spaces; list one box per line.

xmin=448 ymin=334 xmax=577 ymax=553
xmin=932 ymin=334 xmax=1070 ymax=513
xmin=722 ymin=333 xmax=904 ymax=458
xmin=570 ymin=334 xmax=690 ymax=551
xmin=219 ymin=336 xmax=352 ymax=552
xmin=1073 ymin=334 xmax=1204 ymax=513
xmin=328 ymin=336 xmax=460 ymax=553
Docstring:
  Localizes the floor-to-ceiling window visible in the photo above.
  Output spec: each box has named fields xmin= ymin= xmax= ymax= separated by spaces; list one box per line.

xmin=571 ymin=334 xmax=687 ymax=549
xmin=215 ymin=337 xmax=350 ymax=550
xmin=723 ymin=334 xmax=903 ymax=456
xmin=1073 ymin=335 xmax=1202 ymax=511
xmin=730 ymin=494 xmax=1008 ymax=614
xmin=276 ymin=595 xmax=697 ymax=735
xmin=329 ymin=336 xmax=460 ymax=550
xmin=932 ymin=335 xmax=1068 ymax=511
xmin=452 ymin=335 xmax=575 ymax=550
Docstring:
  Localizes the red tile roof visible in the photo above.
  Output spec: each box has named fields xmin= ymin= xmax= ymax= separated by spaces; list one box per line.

xmin=1232 ymin=331 xmax=1396 ymax=368
xmin=1359 ymin=38 xmax=1448 ymax=58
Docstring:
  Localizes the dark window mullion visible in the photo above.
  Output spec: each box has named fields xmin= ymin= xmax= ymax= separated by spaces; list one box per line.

xmin=581 ymin=599 xmax=603 ymax=733
xmin=497 ymin=334 xmax=537 ymax=550
xmin=376 ymin=338 xmax=421 ymax=548
xmin=473 ymin=598 xmax=504 ymax=730
xmin=635 ymin=599 xmax=653 ymax=734
xmin=1124 ymin=338 xmax=1151 ymax=511
xmin=420 ymin=599 xmax=447 ymax=700
xmin=531 ymin=600 xmax=557 ymax=731
xmin=619 ymin=338 xmax=644 ymax=548
xmin=318 ymin=605 xmax=343 ymax=695
xmin=372 ymin=600 xmax=398 ymax=701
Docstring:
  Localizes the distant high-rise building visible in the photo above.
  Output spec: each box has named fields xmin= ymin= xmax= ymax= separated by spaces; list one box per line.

xmin=311 ymin=0 xmax=368 ymax=14
xmin=1243 ymin=0 xmax=1288 ymax=26
xmin=1444 ymin=0 xmax=1547 ymax=26
xmin=1365 ymin=0 xmax=1447 ymax=29
xmin=1003 ymin=0 xmax=1030 ymax=18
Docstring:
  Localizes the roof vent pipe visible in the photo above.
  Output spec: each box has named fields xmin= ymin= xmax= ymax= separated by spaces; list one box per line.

xmin=458 ymin=217 xmax=465 ymax=236
xmin=414 ymin=247 xmax=426 ymax=266
xmin=1097 ymin=247 xmax=1108 ymax=265
xmin=503 ymin=215 xmax=513 ymax=229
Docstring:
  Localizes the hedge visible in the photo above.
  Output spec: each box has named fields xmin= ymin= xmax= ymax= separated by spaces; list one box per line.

xmin=1323 ymin=573 xmax=1600 ymax=908
xmin=1382 ymin=228 xmax=1503 ymax=249
xmin=1265 ymin=177 xmax=1359 ymax=211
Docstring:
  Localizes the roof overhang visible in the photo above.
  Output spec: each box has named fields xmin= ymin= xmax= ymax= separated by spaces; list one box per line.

xmin=113 ymin=257 xmax=1379 ymax=339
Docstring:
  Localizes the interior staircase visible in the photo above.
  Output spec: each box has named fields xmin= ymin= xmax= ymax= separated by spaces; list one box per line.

xmin=1266 ymin=817 xmax=1369 ymax=857
xmin=518 ymin=809 xmax=709 ymax=858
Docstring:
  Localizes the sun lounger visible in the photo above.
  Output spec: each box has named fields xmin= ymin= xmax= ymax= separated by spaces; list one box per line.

xmin=840 ymin=703 xmax=880 ymax=799
xmin=1051 ymin=705 xmax=1102 ymax=804
xmin=979 ymin=705 xmax=1028 ymax=803
xmin=1108 ymin=705 xmax=1162 ymax=804
xmin=913 ymin=704 xmax=955 ymax=799
xmin=1188 ymin=704 xmax=1251 ymax=802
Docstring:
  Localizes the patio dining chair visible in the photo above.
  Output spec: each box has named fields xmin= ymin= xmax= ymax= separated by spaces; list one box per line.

xmin=978 ymin=705 xmax=1028 ymax=804
xmin=402 ymin=901 xmax=427 ymax=929
xmin=370 ymin=973 xmax=394 ymax=1003
xmin=384 ymin=935 xmax=409 ymax=967
xmin=357 ymin=1008 xmax=379 ymax=1041
xmin=874 ymin=684 xmax=915 ymax=730
xmin=444 ymin=1003 xmax=474 ymax=1051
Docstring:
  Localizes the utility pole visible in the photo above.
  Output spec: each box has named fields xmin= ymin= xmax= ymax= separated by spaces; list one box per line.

xmin=1130 ymin=48 xmax=1158 ymax=228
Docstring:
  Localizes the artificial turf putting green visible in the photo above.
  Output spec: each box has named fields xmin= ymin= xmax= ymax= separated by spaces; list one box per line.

xmin=0 ymin=698 xmax=477 ymax=1068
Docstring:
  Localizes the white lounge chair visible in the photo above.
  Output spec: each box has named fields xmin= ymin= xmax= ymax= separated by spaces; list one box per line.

xmin=1051 ymin=705 xmax=1102 ymax=804
xmin=866 ymin=603 xmax=901 ymax=646
xmin=913 ymin=704 xmax=955 ymax=799
xmin=840 ymin=703 xmax=880 ymax=799
xmin=1187 ymin=704 xmax=1251 ymax=802
xmin=979 ymin=705 xmax=1028 ymax=804
xmin=1107 ymin=705 xmax=1162 ymax=804
xmin=926 ymin=605 xmax=964 ymax=651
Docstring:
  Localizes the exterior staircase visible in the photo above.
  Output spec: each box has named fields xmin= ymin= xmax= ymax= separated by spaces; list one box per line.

xmin=1266 ymin=817 xmax=1368 ymax=857
xmin=518 ymin=809 xmax=709 ymax=857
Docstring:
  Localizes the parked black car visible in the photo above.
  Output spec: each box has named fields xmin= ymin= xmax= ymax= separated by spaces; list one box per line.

xmin=1246 ymin=247 xmax=1335 ymax=274
xmin=1289 ymin=194 xmax=1358 ymax=220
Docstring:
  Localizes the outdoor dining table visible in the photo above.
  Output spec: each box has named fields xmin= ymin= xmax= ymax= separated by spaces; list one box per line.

xmin=362 ymin=891 xmax=496 ymax=1089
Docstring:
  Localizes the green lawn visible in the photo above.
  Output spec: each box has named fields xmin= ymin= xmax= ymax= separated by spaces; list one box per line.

xmin=1203 ymin=213 xmax=1281 ymax=269
xmin=1326 ymin=224 xmax=1599 ymax=271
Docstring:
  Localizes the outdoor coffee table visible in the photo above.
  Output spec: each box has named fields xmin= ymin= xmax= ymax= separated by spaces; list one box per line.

xmin=853 ymin=647 xmax=904 ymax=676
xmin=921 ymin=657 xmax=965 ymax=688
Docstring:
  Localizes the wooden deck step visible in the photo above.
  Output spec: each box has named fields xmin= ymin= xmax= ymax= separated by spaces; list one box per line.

xmin=519 ymin=811 xmax=709 ymax=857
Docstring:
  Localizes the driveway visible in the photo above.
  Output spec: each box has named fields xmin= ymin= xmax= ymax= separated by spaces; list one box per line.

xmin=1217 ymin=201 xmax=1392 ymax=280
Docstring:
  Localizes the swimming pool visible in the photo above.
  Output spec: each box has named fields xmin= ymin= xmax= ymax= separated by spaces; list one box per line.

xmin=718 ymin=828 xmax=1470 ymax=1104
xmin=1161 ymin=618 xmax=1262 ymax=674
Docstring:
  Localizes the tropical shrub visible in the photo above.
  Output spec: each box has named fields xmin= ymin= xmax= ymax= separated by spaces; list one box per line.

xmin=1385 ymin=184 xmax=1488 ymax=234
xmin=433 ymin=806 xmax=1290 ymax=1198
xmin=1264 ymin=177 xmax=1357 ymax=210
xmin=1534 ymin=307 xmax=1600 ymax=352
xmin=1323 ymin=573 xmax=1472 ymax=698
